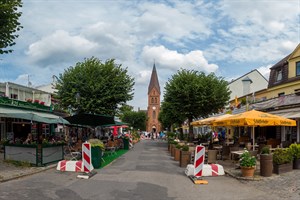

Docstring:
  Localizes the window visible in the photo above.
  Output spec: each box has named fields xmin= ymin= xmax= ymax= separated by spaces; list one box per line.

xmin=152 ymin=111 xmax=156 ymax=120
xmin=276 ymin=69 xmax=282 ymax=81
xmin=151 ymin=97 xmax=154 ymax=103
xmin=278 ymin=92 xmax=285 ymax=97
xmin=10 ymin=94 xmax=18 ymax=99
xmin=296 ymin=62 xmax=300 ymax=76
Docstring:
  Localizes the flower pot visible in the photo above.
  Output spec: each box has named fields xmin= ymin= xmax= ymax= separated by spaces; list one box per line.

xmin=170 ymin=144 xmax=175 ymax=154
xmin=260 ymin=154 xmax=273 ymax=177
xmin=240 ymin=166 xmax=255 ymax=177
xmin=180 ymin=150 xmax=190 ymax=168
xmin=273 ymin=162 xmax=293 ymax=174
xmin=293 ymin=158 xmax=300 ymax=169
xmin=174 ymin=148 xmax=180 ymax=161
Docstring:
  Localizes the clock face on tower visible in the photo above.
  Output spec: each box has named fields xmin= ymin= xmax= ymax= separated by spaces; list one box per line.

xmin=152 ymin=106 xmax=156 ymax=110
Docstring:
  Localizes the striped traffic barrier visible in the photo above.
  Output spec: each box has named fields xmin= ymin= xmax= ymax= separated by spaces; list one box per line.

xmin=82 ymin=142 xmax=94 ymax=173
xmin=194 ymin=145 xmax=205 ymax=178
xmin=56 ymin=160 xmax=83 ymax=172
xmin=185 ymin=164 xmax=225 ymax=177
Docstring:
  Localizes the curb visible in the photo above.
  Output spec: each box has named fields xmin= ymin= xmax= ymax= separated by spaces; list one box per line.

xmin=0 ymin=164 xmax=56 ymax=183
xmin=224 ymin=169 xmax=262 ymax=181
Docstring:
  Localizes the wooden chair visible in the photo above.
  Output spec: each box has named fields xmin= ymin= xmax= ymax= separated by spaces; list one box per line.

xmin=207 ymin=150 xmax=218 ymax=164
xmin=222 ymin=146 xmax=230 ymax=160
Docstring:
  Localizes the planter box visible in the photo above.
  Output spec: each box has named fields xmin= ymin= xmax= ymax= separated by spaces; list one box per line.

xmin=180 ymin=151 xmax=190 ymax=168
xmin=273 ymin=162 xmax=293 ymax=174
xmin=174 ymin=148 xmax=180 ymax=161
xmin=293 ymin=158 xmax=300 ymax=169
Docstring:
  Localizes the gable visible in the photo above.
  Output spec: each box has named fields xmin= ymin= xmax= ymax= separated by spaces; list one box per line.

xmin=288 ymin=43 xmax=300 ymax=61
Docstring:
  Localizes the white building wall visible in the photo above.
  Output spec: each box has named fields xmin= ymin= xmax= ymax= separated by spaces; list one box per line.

xmin=228 ymin=70 xmax=268 ymax=101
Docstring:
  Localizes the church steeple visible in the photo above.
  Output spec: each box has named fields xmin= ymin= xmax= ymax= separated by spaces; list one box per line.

xmin=148 ymin=63 xmax=160 ymax=94
xmin=146 ymin=62 xmax=161 ymax=133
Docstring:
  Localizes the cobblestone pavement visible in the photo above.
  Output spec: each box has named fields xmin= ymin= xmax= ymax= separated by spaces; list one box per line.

xmin=1 ymin=152 xmax=300 ymax=199
xmin=218 ymin=159 xmax=300 ymax=200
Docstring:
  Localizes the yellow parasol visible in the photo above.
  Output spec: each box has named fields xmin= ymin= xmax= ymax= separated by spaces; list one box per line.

xmin=212 ymin=110 xmax=296 ymax=150
xmin=213 ymin=110 xmax=296 ymax=127
xmin=199 ymin=114 xmax=233 ymax=126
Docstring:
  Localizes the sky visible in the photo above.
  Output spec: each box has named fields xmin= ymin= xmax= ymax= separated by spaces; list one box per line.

xmin=0 ymin=0 xmax=299 ymax=111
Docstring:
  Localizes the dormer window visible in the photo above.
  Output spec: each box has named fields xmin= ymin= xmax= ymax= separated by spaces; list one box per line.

xmin=296 ymin=62 xmax=300 ymax=76
xmin=276 ymin=69 xmax=282 ymax=81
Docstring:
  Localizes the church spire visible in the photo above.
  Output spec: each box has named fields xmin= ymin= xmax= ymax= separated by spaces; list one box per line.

xmin=148 ymin=63 xmax=160 ymax=94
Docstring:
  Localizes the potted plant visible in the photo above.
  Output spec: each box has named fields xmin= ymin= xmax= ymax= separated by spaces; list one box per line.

xmin=88 ymin=139 xmax=105 ymax=169
xmin=260 ymin=146 xmax=273 ymax=177
xmin=273 ymin=148 xmax=293 ymax=174
xmin=170 ymin=141 xmax=178 ymax=157
xmin=239 ymin=149 xmax=256 ymax=177
xmin=288 ymin=143 xmax=300 ymax=169
xmin=174 ymin=144 xmax=182 ymax=161
xmin=180 ymin=145 xmax=190 ymax=168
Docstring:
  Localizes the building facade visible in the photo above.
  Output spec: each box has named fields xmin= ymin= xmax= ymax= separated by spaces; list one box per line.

xmin=146 ymin=64 xmax=161 ymax=133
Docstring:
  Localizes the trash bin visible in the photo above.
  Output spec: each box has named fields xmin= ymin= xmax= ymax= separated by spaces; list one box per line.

xmin=91 ymin=146 xmax=102 ymax=168
xmin=123 ymin=138 xmax=129 ymax=150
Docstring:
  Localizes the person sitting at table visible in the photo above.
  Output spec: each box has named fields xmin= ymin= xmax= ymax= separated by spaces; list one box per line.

xmin=24 ymin=133 xmax=33 ymax=144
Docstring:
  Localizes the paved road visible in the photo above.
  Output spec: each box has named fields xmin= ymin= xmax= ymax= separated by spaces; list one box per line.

xmin=0 ymin=140 xmax=289 ymax=200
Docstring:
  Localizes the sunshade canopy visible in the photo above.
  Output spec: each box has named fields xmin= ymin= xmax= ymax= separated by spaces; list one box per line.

xmin=213 ymin=110 xmax=296 ymax=127
xmin=64 ymin=113 xmax=115 ymax=127
xmin=0 ymin=106 xmax=69 ymax=124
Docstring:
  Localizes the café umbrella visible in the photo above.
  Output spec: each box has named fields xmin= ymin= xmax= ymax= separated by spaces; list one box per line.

xmin=213 ymin=109 xmax=296 ymax=150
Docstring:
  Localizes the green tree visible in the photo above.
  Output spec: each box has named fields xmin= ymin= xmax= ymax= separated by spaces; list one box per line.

xmin=158 ymin=101 xmax=185 ymax=132
xmin=163 ymin=69 xmax=230 ymax=141
xmin=121 ymin=110 xmax=147 ymax=131
xmin=0 ymin=0 xmax=23 ymax=54
xmin=116 ymin=104 xmax=133 ymax=119
xmin=55 ymin=57 xmax=135 ymax=116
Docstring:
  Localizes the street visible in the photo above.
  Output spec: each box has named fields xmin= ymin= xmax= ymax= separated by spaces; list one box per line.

xmin=0 ymin=140 xmax=287 ymax=200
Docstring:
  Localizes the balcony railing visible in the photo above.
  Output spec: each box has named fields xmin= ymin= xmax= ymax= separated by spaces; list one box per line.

xmin=0 ymin=96 xmax=52 ymax=112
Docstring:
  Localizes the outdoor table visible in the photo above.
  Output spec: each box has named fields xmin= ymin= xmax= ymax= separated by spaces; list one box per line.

xmin=213 ymin=146 xmax=223 ymax=160
xmin=230 ymin=150 xmax=244 ymax=160
xmin=225 ymin=141 xmax=234 ymax=146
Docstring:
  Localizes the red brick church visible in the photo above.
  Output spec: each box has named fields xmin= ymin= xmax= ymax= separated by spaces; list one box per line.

xmin=146 ymin=64 xmax=161 ymax=133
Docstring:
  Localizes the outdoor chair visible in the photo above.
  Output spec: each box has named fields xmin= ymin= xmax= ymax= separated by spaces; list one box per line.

xmin=222 ymin=146 xmax=230 ymax=160
xmin=64 ymin=145 xmax=82 ymax=161
xmin=207 ymin=150 xmax=218 ymax=164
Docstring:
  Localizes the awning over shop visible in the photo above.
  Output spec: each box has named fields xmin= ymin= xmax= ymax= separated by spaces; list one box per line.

xmin=64 ymin=113 xmax=115 ymax=127
xmin=0 ymin=106 xmax=70 ymax=124
xmin=268 ymin=107 xmax=300 ymax=119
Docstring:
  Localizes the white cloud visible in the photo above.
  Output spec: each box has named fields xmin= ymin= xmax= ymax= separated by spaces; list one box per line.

xmin=26 ymin=30 xmax=98 ymax=67
xmin=257 ymin=65 xmax=273 ymax=80
xmin=141 ymin=45 xmax=218 ymax=73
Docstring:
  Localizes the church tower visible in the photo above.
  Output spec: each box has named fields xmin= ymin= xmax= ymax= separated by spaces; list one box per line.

xmin=147 ymin=63 xmax=161 ymax=133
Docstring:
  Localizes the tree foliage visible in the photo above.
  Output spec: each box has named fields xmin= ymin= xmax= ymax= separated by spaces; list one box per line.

xmin=163 ymin=69 xmax=230 ymax=141
xmin=54 ymin=57 xmax=135 ymax=116
xmin=121 ymin=110 xmax=147 ymax=131
xmin=0 ymin=0 xmax=23 ymax=54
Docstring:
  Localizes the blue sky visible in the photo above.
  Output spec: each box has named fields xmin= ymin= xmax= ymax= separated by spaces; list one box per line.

xmin=0 ymin=0 xmax=299 ymax=110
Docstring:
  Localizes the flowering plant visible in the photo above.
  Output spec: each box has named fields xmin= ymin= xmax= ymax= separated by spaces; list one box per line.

xmin=34 ymin=99 xmax=40 ymax=103
xmin=26 ymin=99 xmax=33 ymax=103
xmin=240 ymin=149 xmax=256 ymax=167
xmin=40 ymin=101 xmax=45 ymax=105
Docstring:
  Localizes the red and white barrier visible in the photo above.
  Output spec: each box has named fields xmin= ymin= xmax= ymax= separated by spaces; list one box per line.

xmin=57 ymin=160 xmax=83 ymax=172
xmin=194 ymin=145 xmax=205 ymax=178
xmin=82 ymin=142 xmax=94 ymax=172
xmin=185 ymin=164 xmax=225 ymax=177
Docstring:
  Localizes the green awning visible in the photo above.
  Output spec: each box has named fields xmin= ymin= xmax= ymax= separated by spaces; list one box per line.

xmin=64 ymin=113 xmax=114 ymax=127
xmin=0 ymin=106 xmax=70 ymax=124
